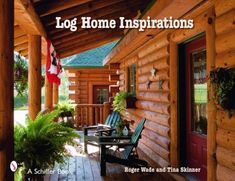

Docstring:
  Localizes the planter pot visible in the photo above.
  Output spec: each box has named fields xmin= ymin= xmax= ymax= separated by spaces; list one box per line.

xmin=60 ymin=111 xmax=73 ymax=118
xmin=126 ymin=97 xmax=137 ymax=109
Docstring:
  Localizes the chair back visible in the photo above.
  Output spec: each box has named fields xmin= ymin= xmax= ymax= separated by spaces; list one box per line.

xmin=123 ymin=118 xmax=146 ymax=159
xmin=104 ymin=111 xmax=121 ymax=128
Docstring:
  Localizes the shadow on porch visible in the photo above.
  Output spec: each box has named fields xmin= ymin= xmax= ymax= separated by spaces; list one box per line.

xmin=45 ymin=131 xmax=170 ymax=181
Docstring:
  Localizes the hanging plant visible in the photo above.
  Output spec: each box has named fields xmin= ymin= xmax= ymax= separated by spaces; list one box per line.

xmin=210 ymin=67 xmax=235 ymax=118
xmin=112 ymin=91 xmax=136 ymax=112
xmin=14 ymin=54 xmax=28 ymax=96
xmin=14 ymin=54 xmax=45 ymax=96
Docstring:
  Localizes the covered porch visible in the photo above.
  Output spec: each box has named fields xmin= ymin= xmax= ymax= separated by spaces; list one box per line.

xmin=43 ymin=132 xmax=169 ymax=181
xmin=1 ymin=0 xmax=235 ymax=181
xmin=1 ymin=0 xmax=154 ymax=180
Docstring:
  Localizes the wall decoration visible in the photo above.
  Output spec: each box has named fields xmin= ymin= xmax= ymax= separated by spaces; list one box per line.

xmin=210 ymin=67 xmax=235 ymax=118
xmin=147 ymin=67 xmax=164 ymax=90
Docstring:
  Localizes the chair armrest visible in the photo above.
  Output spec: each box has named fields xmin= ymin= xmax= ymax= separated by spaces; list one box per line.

xmin=99 ymin=135 xmax=131 ymax=141
xmin=96 ymin=128 xmax=115 ymax=133
xmin=83 ymin=125 xmax=99 ymax=130
xmin=84 ymin=124 xmax=111 ymax=130
xmin=84 ymin=125 xmax=113 ymax=136
xmin=99 ymin=142 xmax=136 ymax=147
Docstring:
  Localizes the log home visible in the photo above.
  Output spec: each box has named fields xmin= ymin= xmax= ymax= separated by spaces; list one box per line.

xmin=63 ymin=41 xmax=119 ymax=105
xmin=63 ymin=42 xmax=120 ymax=127
xmin=102 ymin=1 xmax=235 ymax=181
xmin=0 ymin=0 xmax=235 ymax=180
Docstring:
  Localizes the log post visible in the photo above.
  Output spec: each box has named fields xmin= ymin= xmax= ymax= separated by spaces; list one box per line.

xmin=53 ymin=83 xmax=59 ymax=105
xmin=45 ymin=76 xmax=53 ymax=110
xmin=103 ymin=102 xmax=111 ymax=122
xmin=169 ymin=38 xmax=179 ymax=167
xmin=0 ymin=0 xmax=14 ymax=180
xmin=28 ymin=35 xmax=41 ymax=120
xmin=206 ymin=8 xmax=217 ymax=181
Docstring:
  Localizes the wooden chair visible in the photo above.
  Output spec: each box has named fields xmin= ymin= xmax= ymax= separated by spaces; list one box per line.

xmin=99 ymin=118 xmax=148 ymax=176
xmin=83 ymin=111 xmax=121 ymax=153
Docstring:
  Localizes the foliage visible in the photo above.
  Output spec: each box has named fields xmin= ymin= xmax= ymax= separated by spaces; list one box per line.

xmin=59 ymin=95 xmax=68 ymax=102
xmin=14 ymin=110 xmax=79 ymax=176
xmin=14 ymin=95 xmax=28 ymax=109
xmin=54 ymin=101 xmax=75 ymax=128
xmin=14 ymin=54 xmax=28 ymax=96
xmin=14 ymin=167 xmax=24 ymax=181
xmin=54 ymin=101 xmax=75 ymax=117
xmin=14 ymin=54 xmax=45 ymax=96
xmin=14 ymin=95 xmax=69 ymax=110
xmin=116 ymin=119 xmax=135 ymax=135
xmin=59 ymin=120 xmax=74 ymax=128
xmin=41 ymin=75 xmax=45 ymax=87
xmin=210 ymin=67 xmax=235 ymax=117
xmin=112 ymin=91 xmax=135 ymax=112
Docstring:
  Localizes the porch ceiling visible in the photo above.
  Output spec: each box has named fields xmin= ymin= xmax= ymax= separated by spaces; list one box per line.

xmin=31 ymin=0 xmax=152 ymax=58
xmin=14 ymin=23 xmax=47 ymax=61
xmin=14 ymin=23 xmax=28 ymax=58
xmin=14 ymin=0 xmax=152 ymax=60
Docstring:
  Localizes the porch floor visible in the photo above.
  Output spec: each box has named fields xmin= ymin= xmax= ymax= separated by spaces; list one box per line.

xmin=44 ymin=131 xmax=172 ymax=181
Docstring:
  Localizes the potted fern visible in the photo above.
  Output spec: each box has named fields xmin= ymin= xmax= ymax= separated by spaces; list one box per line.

xmin=112 ymin=91 xmax=136 ymax=112
xmin=55 ymin=101 xmax=75 ymax=117
xmin=54 ymin=101 xmax=75 ymax=128
xmin=14 ymin=110 xmax=79 ymax=180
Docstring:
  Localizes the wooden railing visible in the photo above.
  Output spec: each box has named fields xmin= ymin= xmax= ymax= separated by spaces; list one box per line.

xmin=75 ymin=102 xmax=111 ymax=128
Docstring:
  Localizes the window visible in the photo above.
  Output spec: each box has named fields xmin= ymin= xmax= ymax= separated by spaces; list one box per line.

xmin=93 ymin=85 xmax=109 ymax=104
xmin=128 ymin=64 xmax=136 ymax=95
xmin=192 ymin=49 xmax=207 ymax=135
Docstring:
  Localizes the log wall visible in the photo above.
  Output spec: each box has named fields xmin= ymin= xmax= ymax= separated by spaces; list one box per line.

xmin=214 ymin=1 xmax=235 ymax=180
xmin=117 ymin=1 xmax=235 ymax=179
xmin=66 ymin=67 xmax=117 ymax=104
xmin=119 ymin=32 xmax=171 ymax=167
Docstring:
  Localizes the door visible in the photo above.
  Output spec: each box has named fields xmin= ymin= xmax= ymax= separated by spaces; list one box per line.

xmin=93 ymin=85 xmax=109 ymax=104
xmin=185 ymin=37 xmax=207 ymax=181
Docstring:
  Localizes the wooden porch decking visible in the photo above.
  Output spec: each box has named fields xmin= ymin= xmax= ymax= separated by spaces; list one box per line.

xmin=44 ymin=131 xmax=171 ymax=181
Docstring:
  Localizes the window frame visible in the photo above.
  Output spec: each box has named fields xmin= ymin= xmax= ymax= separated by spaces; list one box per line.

xmin=127 ymin=63 xmax=136 ymax=95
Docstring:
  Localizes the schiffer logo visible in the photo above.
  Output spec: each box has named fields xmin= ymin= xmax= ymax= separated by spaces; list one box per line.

xmin=10 ymin=161 xmax=18 ymax=172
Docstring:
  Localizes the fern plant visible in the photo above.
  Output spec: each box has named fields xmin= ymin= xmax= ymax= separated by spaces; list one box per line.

xmin=54 ymin=101 xmax=75 ymax=117
xmin=112 ymin=91 xmax=135 ymax=112
xmin=14 ymin=110 xmax=79 ymax=179
xmin=54 ymin=101 xmax=75 ymax=128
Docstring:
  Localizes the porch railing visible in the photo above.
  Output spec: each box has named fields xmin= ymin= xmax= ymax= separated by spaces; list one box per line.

xmin=75 ymin=102 xmax=111 ymax=128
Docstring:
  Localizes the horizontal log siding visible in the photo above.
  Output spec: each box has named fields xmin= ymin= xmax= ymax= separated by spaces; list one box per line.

xmin=119 ymin=33 xmax=171 ymax=167
xmin=67 ymin=68 xmax=116 ymax=104
xmin=107 ymin=0 xmax=235 ymax=179
xmin=215 ymin=1 xmax=235 ymax=180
